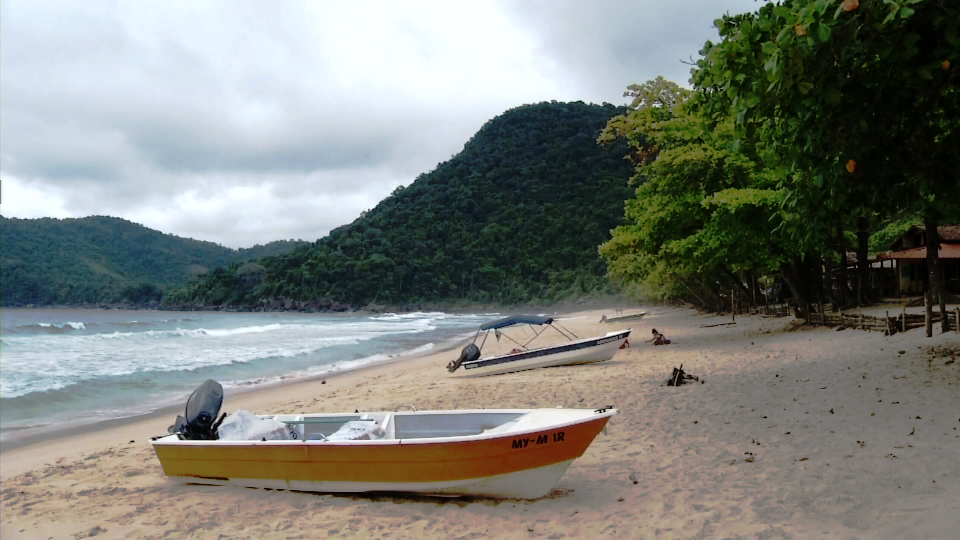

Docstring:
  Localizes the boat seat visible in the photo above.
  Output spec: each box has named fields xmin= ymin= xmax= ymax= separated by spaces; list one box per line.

xmin=482 ymin=418 xmax=521 ymax=434
xmin=498 ymin=410 xmax=562 ymax=433
xmin=374 ymin=413 xmax=395 ymax=439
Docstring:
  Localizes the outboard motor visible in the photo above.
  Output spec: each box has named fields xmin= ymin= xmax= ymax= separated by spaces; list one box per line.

xmin=168 ymin=379 xmax=225 ymax=440
xmin=447 ymin=343 xmax=481 ymax=372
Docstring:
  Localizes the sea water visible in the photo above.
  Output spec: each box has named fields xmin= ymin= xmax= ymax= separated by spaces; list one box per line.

xmin=0 ymin=308 xmax=495 ymax=444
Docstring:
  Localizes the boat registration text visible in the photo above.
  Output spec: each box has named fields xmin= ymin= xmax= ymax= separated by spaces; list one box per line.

xmin=512 ymin=431 xmax=565 ymax=449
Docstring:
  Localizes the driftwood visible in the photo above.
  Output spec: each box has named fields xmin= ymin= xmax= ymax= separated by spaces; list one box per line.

xmin=666 ymin=364 xmax=699 ymax=386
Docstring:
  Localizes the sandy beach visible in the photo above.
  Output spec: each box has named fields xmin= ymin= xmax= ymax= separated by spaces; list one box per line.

xmin=2 ymin=306 xmax=958 ymax=539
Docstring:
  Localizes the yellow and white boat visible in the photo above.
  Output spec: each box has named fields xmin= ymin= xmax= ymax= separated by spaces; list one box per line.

xmin=152 ymin=405 xmax=618 ymax=499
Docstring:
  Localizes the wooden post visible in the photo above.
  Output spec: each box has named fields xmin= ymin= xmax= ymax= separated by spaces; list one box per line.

xmin=886 ymin=310 xmax=891 ymax=334
xmin=731 ymin=289 xmax=735 ymax=323
xmin=902 ymin=307 xmax=907 ymax=333
xmin=859 ymin=313 xmax=864 ymax=331
xmin=924 ymin=290 xmax=933 ymax=338
xmin=955 ymin=307 xmax=959 ymax=334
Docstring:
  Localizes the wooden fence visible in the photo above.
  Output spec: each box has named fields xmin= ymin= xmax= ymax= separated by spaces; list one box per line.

xmin=756 ymin=303 xmax=794 ymax=318
xmin=802 ymin=305 xmax=960 ymax=333
xmin=704 ymin=293 xmax=959 ymax=334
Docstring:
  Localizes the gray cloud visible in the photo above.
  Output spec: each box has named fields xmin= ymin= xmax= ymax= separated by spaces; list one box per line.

xmin=1 ymin=0 xmax=764 ymax=248
xmin=505 ymin=0 xmax=762 ymax=100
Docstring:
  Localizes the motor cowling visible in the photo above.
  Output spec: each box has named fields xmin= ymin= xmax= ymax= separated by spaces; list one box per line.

xmin=447 ymin=343 xmax=481 ymax=372
xmin=169 ymin=379 xmax=224 ymax=440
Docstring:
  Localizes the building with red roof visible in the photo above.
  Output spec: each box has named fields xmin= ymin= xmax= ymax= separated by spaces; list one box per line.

xmin=875 ymin=225 xmax=960 ymax=295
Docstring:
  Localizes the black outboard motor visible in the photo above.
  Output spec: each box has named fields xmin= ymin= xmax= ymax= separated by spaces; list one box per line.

xmin=168 ymin=379 xmax=225 ymax=440
xmin=447 ymin=343 xmax=481 ymax=372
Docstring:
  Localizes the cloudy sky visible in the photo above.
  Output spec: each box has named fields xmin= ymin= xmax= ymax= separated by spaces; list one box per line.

xmin=1 ymin=0 xmax=760 ymax=249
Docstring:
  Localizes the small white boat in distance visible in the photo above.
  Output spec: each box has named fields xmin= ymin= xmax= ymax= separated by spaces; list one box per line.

xmin=446 ymin=315 xmax=631 ymax=378
xmin=600 ymin=311 xmax=646 ymax=323
xmin=152 ymin=405 xmax=619 ymax=499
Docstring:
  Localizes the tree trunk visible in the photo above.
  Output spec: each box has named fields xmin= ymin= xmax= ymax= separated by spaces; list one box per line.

xmin=674 ymin=274 xmax=710 ymax=310
xmin=857 ymin=215 xmax=870 ymax=305
xmin=923 ymin=214 xmax=947 ymax=333
xmin=721 ymin=265 xmax=752 ymax=307
xmin=810 ymin=254 xmax=825 ymax=305
xmin=780 ymin=260 xmax=809 ymax=319
xmin=835 ymin=220 xmax=851 ymax=307
xmin=823 ymin=248 xmax=836 ymax=305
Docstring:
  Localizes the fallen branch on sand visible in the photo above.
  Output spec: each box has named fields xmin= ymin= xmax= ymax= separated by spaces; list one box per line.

xmin=665 ymin=364 xmax=700 ymax=386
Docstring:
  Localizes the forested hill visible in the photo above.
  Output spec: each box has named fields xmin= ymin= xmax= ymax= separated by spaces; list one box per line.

xmin=0 ymin=215 xmax=308 ymax=306
xmin=170 ymin=101 xmax=635 ymax=308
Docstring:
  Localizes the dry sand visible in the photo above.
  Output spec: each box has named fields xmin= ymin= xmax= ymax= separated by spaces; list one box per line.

xmin=2 ymin=306 xmax=958 ymax=539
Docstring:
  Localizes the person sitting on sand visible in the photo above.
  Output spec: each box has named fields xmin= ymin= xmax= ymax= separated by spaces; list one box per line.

xmin=647 ymin=328 xmax=671 ymax=346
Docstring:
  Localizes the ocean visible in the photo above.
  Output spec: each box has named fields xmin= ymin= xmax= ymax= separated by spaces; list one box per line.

xmin=0 ymin=308 xmax=497 ymax=445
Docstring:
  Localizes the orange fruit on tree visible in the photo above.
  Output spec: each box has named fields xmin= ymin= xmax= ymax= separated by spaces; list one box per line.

xmin=841 ymin=0 xmax=859 ymax=12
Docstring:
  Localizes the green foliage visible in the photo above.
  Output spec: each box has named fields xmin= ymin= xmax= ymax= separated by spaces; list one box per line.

xmin=597 ymin=77 xmax=694 ymax=167
xmin=121 ymin=283 xmax=163 ymax=304
xmin=622 ymin=76 xmax=694 ymax=111
xmin=0 ymin=216 xmax=308 ymax=306
xmin=172 ymin=102 xmax=635 ymax=307
xmin=686 ymin=0 xmax=959 ymax=310
xmin=598 ymin=82 xmax=792 ymax=309
xmin=869 ymin=217 xmax=917 ymax=253
xmin=237 ymin=241 xmax=310 ymax=262
xmin=694 ymin=0 xmax=960 ymax=234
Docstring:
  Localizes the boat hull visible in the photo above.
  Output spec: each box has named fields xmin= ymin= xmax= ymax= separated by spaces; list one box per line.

xmin=156 ymin=458 xmax=577 ymax=499
xmin=152 ymin=408 xmax=616 ymax=499
xmin=453 ymin=329 xmax=631 ymax=378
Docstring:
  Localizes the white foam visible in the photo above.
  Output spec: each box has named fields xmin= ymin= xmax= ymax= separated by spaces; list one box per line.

xmin=204 ymin=323 xmax=286 ymax=336
xmin=0 ymin=310 xmax=481 ymax=403
xmin=34 ymin=322 xmax=85 ymax=330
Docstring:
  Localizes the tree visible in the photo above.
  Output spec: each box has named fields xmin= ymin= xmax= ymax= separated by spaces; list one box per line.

xmin=693 ymin=0 xmax=960 ymax=318
xmin=598 ymin=78 xmax=802 ymax=312
xmin=598 ymin=76 xmax=692 ymax=166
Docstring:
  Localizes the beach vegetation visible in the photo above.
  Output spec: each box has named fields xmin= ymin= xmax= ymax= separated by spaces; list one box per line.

xmin=598 ymin=80 xmax=795 ymax=312
xmin=602 ymin=0 xmax=959 ymax=314
xmin=692 ymin=0 xmax=959 ymax=312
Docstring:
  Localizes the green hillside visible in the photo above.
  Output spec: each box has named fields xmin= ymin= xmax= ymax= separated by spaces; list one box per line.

xmin=0 ymin=216 xmax=307 ymax=306
xmin=169 ymin=101 xmax=635 ymax=308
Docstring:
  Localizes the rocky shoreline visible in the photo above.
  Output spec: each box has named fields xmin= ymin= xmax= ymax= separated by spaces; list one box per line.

xmin=4 ymin=293 xmax=633 ymax=316
xmin=7 ymin=299 xmax=407 ymax=314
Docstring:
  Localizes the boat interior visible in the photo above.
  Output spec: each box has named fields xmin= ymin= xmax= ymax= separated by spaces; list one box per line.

xmin=267 ymin=410 xmax=531 ymax=441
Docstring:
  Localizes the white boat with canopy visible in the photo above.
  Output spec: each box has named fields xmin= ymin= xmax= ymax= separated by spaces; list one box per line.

xmin=446 ymin=315 xmax=631 ymax=377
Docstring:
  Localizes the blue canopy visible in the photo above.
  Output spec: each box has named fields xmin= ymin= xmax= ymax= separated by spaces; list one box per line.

xmin=479 ymin=315 xmax=554 ymax=331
